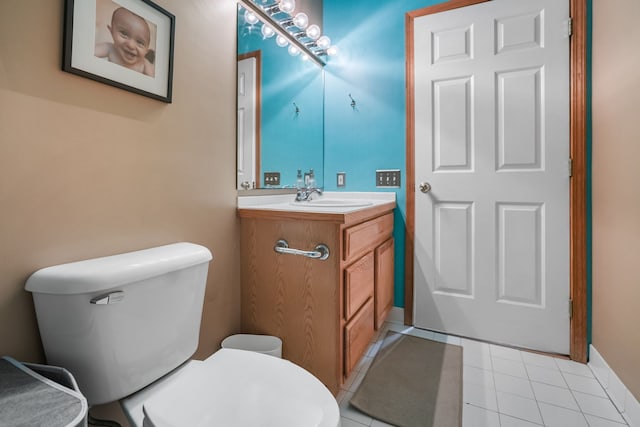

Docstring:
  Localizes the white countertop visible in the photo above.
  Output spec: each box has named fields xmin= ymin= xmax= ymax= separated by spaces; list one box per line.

xmin=237 ymin=191 xmax=396 ymax=214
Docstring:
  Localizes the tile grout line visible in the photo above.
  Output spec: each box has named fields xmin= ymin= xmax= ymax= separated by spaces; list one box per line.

xmin=486 ymin=344 xmax=506 ymax=427
xmin=522 ymin=351 xmax=548 ymax=426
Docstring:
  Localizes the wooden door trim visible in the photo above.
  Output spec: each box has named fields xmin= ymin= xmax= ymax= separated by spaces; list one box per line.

xmin=568 ymin=0 xmax=588 ymax=363
xmin=404 ymin=0 xmax=588 ymax=362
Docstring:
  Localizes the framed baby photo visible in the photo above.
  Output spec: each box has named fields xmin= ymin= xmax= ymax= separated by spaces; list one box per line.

xmin=62 ymin=0 xmax=175 ymax=103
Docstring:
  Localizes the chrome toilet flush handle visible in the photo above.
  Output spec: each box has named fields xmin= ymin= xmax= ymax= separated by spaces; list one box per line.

xmin=90 ymin=291 xmax=125 ymax=305
xmin=273 ymin=239 xmax=330 ymax=261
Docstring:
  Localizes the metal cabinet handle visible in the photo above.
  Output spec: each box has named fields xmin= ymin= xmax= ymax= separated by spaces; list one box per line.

xmin=274 ymin=239 xmax=330 ymax=261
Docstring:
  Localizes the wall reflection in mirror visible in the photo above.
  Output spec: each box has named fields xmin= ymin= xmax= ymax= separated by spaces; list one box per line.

xmin=237 ymin=3 xmax=324 ymax=191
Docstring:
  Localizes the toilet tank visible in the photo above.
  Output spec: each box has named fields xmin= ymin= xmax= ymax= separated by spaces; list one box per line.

xmin=25 ymin=242 xmax=213 ymax=406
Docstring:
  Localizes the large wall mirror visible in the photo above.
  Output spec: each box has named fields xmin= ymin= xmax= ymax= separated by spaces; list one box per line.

xmin=236 ymin=1 xmax=325 ymax=191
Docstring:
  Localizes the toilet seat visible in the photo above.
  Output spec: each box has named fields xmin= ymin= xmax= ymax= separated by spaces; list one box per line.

xmin=138 ymin=349 xmax=340 ymax=427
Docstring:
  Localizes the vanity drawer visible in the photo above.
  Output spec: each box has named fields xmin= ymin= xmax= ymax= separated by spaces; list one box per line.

xmin=344 ymin=252 xmax=374 ymax=319
xmin=344 ymin=298 xmax=374 ymax=378
xmin=343 ymin=213 xmax=394 ymax=262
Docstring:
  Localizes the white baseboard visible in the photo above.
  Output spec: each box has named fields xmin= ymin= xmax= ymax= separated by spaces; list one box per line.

xmin=589 ymin=344 xmax=640 ymax=427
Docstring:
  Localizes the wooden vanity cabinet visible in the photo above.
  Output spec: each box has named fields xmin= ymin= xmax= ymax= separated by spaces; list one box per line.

xmin=375 ymin=237 xmax=395 ymax=329
xmin=238 ymin=202 xmax=395 ymax=395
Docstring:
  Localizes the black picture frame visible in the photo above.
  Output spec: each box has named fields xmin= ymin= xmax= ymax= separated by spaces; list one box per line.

xmin=63 ymin=0 xmax=175 ymax=103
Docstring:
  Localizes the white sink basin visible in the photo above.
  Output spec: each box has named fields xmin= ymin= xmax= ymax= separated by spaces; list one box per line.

xmin=290 ymin=199 xmax=373 ymax=208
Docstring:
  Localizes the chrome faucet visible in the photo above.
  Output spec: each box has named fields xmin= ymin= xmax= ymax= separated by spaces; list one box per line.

xmin=295 ymin=168 xmax=322 ymax=201
xmin=295 ymin=186 xmax=323 ymax=202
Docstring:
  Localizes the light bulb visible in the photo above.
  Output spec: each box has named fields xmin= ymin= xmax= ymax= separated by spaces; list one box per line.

xmin=279 ymin=0 xmax=295 ymax=14
xmin=276 ymin=35 xmax=289 ymax=47
xmin=306 ymin=24 xmax=321 ymax=40
xmin=244 ymin=10 xmax=259 ymax=25
xmin=327 ymin=45 xmax=339 ymax=56
xmin=317 ymin=35 xmax=331 ymax=50
xmin=288 ymin=45 xmax=300 ymax=56
xmin=261 ymin=24 xmax=275 ymax=39
xmin=292 ymin=12 xmax=308 ymax=29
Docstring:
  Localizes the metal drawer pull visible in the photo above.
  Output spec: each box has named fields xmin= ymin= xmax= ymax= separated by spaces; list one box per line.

xmin=274 ymin=239 xmax=330 ymax=261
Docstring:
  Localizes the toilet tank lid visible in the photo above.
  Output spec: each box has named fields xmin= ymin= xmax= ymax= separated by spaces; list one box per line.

xmin=25 ymin=242 xmax=213 ymax=295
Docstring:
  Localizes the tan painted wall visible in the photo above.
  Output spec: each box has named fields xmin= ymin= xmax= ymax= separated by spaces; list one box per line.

xmin=592 ymin=0 xmax=640 ymax=401
xmin=0 ymin=0 xmax=240 ymax=418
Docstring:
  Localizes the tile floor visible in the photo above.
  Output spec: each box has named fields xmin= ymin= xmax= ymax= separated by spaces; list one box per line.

xmin=336 ymin=321 xmax=629 ymax=427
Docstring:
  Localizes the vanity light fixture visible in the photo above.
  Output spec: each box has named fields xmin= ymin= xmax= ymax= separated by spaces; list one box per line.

xmin=237 ymin=0 xmax=337 ymax=66
xmin=288 ymin=45 xmax=300 ymax=56
xmin=316 ymin=35 xmax=331 ymax=50
xmin=292 ymin=13 xmax=309 ymax=30
xmin=261 ymin=24 xmax=275 ymax=38
xmin=276 ymin=34 xmax=289 ymax=47
xmin=306 ymin=24 xmax=321 ymax=40
xmin=264 ymin=0 xmax=295 ymax=15
xmin=244 ymin=9 xmax=259 ymax=25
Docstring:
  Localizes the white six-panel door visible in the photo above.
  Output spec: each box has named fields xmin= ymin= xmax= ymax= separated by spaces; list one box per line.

xmin=413 ymin=0 xmax=570 ymax=354
xmin=237 ymin=57 xmax=257 ymax=190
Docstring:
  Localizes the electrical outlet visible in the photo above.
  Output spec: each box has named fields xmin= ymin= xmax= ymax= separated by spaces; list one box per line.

xmin=264 ymin=172 xmax=280 ymax=186
xmin=337 ymin=172 xmax=346 ymax=188
xmin=376 ymin=169 xmax=401 ymax=188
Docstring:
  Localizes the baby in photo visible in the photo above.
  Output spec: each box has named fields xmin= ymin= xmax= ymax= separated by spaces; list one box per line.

xmin=95 ymin=6 xmax=155 ymax=77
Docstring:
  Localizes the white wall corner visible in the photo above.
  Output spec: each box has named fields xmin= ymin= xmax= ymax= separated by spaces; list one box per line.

xmin=626 ymin=392 xmax=640 ymax=427
xmin=588 ymin=344 xmax=610 ymax=388
xmin=609 ymin=369 xmax=629 ymax=413
xmin=387 ymin=306 xmax=405 ymax=324
xmin=589 ymin=344 xmax=640 ymax=427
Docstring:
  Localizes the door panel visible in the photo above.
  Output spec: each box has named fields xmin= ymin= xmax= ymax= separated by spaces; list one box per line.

xmin=497 ymin=202 xmax=543 ymax=306
xmin=434 ymin=202 xmax=474 ymax=296
xmin=497 ymin=67 xmax=542 ymax=170
xmin=433 ymin=77 xmax=473 ymax=171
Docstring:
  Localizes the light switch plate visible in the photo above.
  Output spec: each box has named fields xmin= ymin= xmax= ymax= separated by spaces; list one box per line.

xmin=337 ymin=172 xmax=346 ymax=188
xmin=264 ymin=172 xmax=280 ymax=186
xmin=376 ymin=169 xmax=401 ymax=188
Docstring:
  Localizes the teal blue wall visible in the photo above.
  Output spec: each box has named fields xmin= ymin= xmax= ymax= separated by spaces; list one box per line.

xmin=238 ymin=12 xmax=324 ymax=188
xmin=323 ymin=0 xmax=445 ymax=308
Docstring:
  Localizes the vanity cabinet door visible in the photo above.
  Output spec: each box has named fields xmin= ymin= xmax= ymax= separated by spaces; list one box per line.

xmin=375 ymin=238 xmax=394 ymax=329
xmin=344 ymin=298 xmax=374 ymax=378
xmin=344 ymin=252 xmax=374 ymax=319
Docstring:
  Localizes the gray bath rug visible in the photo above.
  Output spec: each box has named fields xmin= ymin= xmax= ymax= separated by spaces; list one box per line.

xmin=350 ymin=331 xmax=463 ymax=427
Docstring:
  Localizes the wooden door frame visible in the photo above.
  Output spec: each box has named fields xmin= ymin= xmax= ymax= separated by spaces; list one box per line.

xmin=238 ymin=50 xmax=262 ymax=189
xmin=404 ymin=0 xmax=588 ymax=362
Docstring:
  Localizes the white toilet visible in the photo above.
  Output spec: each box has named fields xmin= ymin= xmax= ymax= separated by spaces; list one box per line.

xmin=25 ymin=242 xmax=340 ymax=427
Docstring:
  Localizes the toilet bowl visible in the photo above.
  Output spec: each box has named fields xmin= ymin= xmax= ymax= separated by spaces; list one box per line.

xmin=122 ymin=349 xmax=340 ymax=427
xmin=25 ymin=243 xmax=340 ymax=427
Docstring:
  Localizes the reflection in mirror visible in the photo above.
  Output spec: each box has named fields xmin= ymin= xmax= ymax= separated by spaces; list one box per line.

xmin=237 ymin=4 xmax=324 ymax=191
